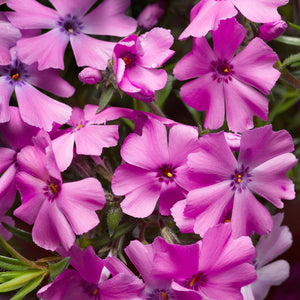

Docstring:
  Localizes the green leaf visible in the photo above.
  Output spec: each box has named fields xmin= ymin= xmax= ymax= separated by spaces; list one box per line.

xmin=0 ymin=256 xmax=29 ymax=271
xmin=275 ymin=35 xmax=300 ymax=47
xmin=280 ymin=53 xmax=300 ymax=69
xmin=10 ymin=274 xmax=45 ymax=300
xmin=97 ymin=86 xmax=114 ymax=113
xmin=155 ymin=74 xmax=175 ymax=108
xmin=2 ymin=223 xmax=33 ymax=244
xmin=48 ymin=257 xmax=70 ymax=280
xmin=107 ymin=206 xmax=123 ymax=237
xmin=0 ymin=270 xmax=44 ymax=293
xmin=288 ymin=22 xmax=300 ymax=32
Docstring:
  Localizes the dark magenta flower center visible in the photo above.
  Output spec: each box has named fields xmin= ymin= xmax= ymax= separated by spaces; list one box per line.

xmin=1 ymin=60 xmax=28 ymax=86
xmin=43 ymin=177 xmax=62 ymax=202
xmin=146 ymin=288 xmax=175 ymax=300
xmin=230 ymin=165 xmax=252 ymax=192
xmin=183 ymin=272 xmax=207 ymax=290
xmin=157 ymin=164 xmax=176 ymax=184
xmin=58 ymin=14 xmax=83 ymax=35
xmin=81 ymin=280 xmax=99 ymax=298
xmin=120 ymin=51 xmax=137 ymax=69
xmin=210 ymin=59 xmax=234 ymax=83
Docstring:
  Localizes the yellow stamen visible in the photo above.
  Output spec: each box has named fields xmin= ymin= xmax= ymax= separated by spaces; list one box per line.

xmin=122 ymin=56 xmax=132 ymax=67
xmin=159 ymin=292 xmax=168 ymax=300
xmin=163 ymin=169 xmax=173 ymax=178
xmin=189 ymin=276 xmax=198 ymax=287
xmin=224 ymin=219 xmax=231 ymax=223
xmin=11 ymin=73 xmax=21 ymax=81
xmin=237 ymin=174 xmax=242 ymax=183
xmin=49 ymin=183 xmax=58 ymax=194
xmin=93 ymin=288 xmax=98 ymax=295
xmin=223 ymin=67 xmax=229 ymax=73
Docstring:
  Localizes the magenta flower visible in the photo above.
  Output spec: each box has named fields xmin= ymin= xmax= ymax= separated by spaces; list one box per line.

xmin=112 ymin=118 xmax=200 ymax=217
xmin=51 ymin=105 xmax=120 ymax=171
xmin=0 ymin=107 xmax=39 ymax=211
xmin=174 ymin=18 xmax=280 ymax=132
xmin=0 ymin=48 xmax=73 ymax=130
xmin=152 ymin=224 xmax=256 ymax=299
xmin=175 ymin=18 xmax=280 ymax=132
xmin=6 ymin=0 xmax=137 ymax=70
xmin=38 ymin=244 xmax=144 ymax=300
xmin=172 ymin=125 xmax=297 ymax=238
xmin=113 ymin=27 xmax=175 ymax=102
xmin=125 ymin=239 xmax=174 ymax=299
xmin=242 ymin=213 xmax=292 ymax=300
xmin=14 ymin=131 xmax=106 ymax=250
xmin=179 ymin=0 xmax=288 ymax=39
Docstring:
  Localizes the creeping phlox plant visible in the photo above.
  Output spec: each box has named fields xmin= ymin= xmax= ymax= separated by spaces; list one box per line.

xmin=0 ymin=0 xmax=299 ymax=299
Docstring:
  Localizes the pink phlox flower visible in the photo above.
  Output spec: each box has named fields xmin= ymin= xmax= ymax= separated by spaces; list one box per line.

xmin=125 ymin=239 xmax=174 ymax=299
xmin=179 ymin=0 xmax=289 ymax=39
xmin=171 ymin=125 xmax=297 ymax=238
xmin=0 ymin=48 xmax=74 ymax=130
xmin=51 ymin=104 xmax=120 ymax=171
xmin=174 ymin=18 xmax=280 ymax=132
xmin=38 ymin=244 xmax=144 ymax=300
xmin=112 ymin=118 xmax=200 ymax=218
xmin=14 ymin=130 xmax=106 ymax=250
xmin=113 ymin=27 xmax=175 ymax=102
xmin=0 ymin=106 xmax=39 ymax=211
xmin=242 ymin=213 xmax=292 ymax=300
xmin=152 ymin=223 xmax=256 ymax=299
xmin=6 ymin=0 xmax=137 ymax=70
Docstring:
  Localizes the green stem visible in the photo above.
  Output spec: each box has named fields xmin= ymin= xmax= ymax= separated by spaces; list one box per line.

xmin=145 ymin=102 xmax=166 ymax=118
xmin=0 ymin=235 xmax=39 ymax=269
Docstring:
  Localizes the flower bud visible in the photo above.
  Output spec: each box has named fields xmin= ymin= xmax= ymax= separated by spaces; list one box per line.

xmin=78 ymin=67 xmax=101 ymax=84
xmin=137 ymin=2 xmax=164 ymax=30
xmin=224 ymin=132 xmax=241 ymax=151
xmin=258 ymin=20 xmax=288 ymax=41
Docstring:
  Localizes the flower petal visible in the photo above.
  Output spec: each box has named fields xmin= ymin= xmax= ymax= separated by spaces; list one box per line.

xmin=49 ymin=0 xmax=96 ymax=17
xmin=232 ymin=38 xmax=280 ymax=94
xmin=33 ymin=200 xmax=75 ymax=250
xmin=238 ymin=125 xmax=295 ymax=169
xmin=16 ymin=29 xmax=69 ymax=70
xmin=179 ymin=0 xmax=238 ymax=39
xmin=121 ymin=118 xmax=169 ymax=170
xmin=6 ymin=0 xmax=58 ymax=29
xmin=231 ymin=188 xmax=273 ymax=237
xmin=233 ymin=0 xmax=289 ymax=23
xmin=249 ymin=153 xmax=297 ymax=208
xmin=70 ymin=33 xmax=115 ymax=70
xmin=82 ymin=0 xmax=136 ymax=36
xmin=75 ymin=124 xmax=119 ymax=155
xmin=174 ymin=37 xmax=214 ymax=80
xmin=224 ymin=77 xmax=268 ymax=132
xmin=16 ymin=82 xmax=72 ymax=131
xmin=138 ymin=27 xmax=175 ymax=68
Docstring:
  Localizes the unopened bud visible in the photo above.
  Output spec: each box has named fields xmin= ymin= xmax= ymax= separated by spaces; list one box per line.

xmin=78 ymin=67 xmax=102 ymax=84
xmin=258 ymin=20 xmax=288 ymax=41
xmin=137 ymin=2 xmax=164 ymax=30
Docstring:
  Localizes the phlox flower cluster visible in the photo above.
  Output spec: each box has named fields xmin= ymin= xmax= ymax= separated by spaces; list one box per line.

xmin=0 ymin=0 xmax=297 ymax=299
